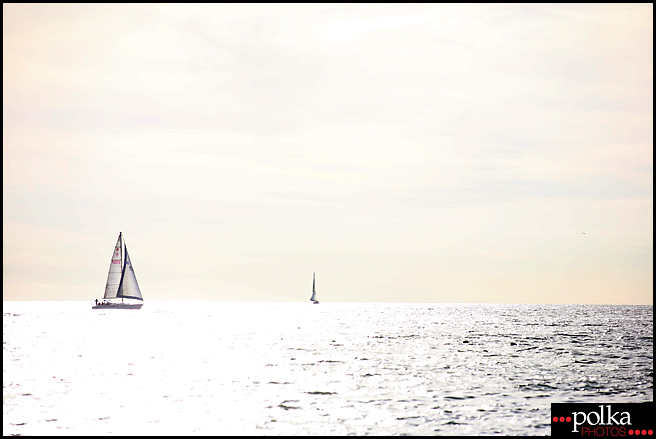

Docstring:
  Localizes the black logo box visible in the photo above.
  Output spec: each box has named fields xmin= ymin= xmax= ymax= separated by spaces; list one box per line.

xmin=551 ymin=403 xmax=653 ymax=437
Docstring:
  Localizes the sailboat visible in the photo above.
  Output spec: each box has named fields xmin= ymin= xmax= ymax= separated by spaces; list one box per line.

xmin=310 ymin=271 xmax=319 ymax=304
xmin=93 ymin=232 xmax=143 ymax=309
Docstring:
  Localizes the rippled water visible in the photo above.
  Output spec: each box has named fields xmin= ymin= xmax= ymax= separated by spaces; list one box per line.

xmin=3 ymin=302 xmax=653 ymax=435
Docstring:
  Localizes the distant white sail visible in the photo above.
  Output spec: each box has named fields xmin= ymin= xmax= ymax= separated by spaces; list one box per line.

xmin=310 ymin=271 xmax=319 ymax=303
xmin=103 ymin=233 xmax=123 ymax=299
xmin=116 ymin=245 xmax=143 ymax=301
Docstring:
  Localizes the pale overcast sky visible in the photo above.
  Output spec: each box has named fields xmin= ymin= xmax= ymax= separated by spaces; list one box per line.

xmin=3 ymin=4 xmax=653 ymax=304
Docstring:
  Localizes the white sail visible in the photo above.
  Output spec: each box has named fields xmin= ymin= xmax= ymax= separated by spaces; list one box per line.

xmin=310 ymin=271 xmax=318 ymax=303
xmin=116 ymin=245 xmax=143 ymax=301
xmin=103 ymin=233 xmax=123 ymax=299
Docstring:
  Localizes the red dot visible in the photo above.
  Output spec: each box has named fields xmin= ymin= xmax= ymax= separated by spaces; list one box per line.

xmin=642 ymin=431 xmax=647 ymax=436
xmin=566 ymin=417 xmax=571 ymax=422
xmin=560 ymin=417 xmax=565 ymax=422
xmin=648 ymin=430 xmax=653 ymax=435
xmin=629 ymin=431 xmax=634 ymax=435
xmin=553 ymin=417 xmax=558 ymax=422
xmin=636 ymin=430 xmax=641 ymax=436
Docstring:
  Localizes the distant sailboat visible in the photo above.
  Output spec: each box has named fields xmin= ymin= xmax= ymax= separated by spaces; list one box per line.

xmin=310 ymin=271 xmax=319 ymax=304
xmin=93 ymin=232 xmax=143 ymax=309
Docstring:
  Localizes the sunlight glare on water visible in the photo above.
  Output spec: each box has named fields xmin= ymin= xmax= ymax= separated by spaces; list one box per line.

xmin=3 ymin=301 xmax=653 ymax=435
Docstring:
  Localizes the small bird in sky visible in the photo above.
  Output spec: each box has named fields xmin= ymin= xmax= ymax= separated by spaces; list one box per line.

xmin=581 ymin=232 xmax=586 ymax=235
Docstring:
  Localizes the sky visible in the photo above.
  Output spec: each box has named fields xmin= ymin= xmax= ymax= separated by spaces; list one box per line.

xmin=3 ymin=4 xmax=653 ymax=304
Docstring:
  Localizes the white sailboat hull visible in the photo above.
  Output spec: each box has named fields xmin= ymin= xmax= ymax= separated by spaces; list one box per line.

xmin=92 ymin=303 xmax=143 ymax=309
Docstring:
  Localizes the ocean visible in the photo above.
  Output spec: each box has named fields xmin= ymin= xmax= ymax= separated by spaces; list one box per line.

xmin=3 ymin=302 xmax=653 ymax=435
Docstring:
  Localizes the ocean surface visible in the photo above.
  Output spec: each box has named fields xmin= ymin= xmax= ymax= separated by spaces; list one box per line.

xmin=3 ymin=302 xmax=653 ymax=436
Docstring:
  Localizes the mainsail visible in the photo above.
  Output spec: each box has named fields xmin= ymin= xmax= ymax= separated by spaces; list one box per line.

xmin=116 ymin=245 xmax=143 ymax=301
xmin=103 ymin=233 xmax=123 ymax=299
